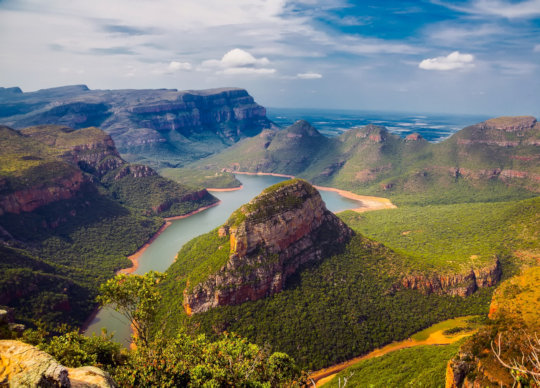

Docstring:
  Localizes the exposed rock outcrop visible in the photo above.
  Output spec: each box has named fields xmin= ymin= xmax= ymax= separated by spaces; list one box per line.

xmin=0 ymin=170 xmax=87 ymax=216
xmin=183 ymin=179 xmax=353 ymax=314
xmin=0 ymin=340 xmax=115 ymax=387
xmin=399 ymin=258 xmax=501 ymax=296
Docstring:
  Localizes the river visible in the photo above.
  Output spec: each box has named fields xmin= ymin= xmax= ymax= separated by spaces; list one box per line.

xmin=85 ymin=174 xmax=363 ymax=344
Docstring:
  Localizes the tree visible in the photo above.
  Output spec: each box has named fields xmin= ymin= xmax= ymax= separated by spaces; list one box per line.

xmin=492 ymin=331 xmax=540 ymax=387
xmin=97 ymin=271 xmax=165 ymax=347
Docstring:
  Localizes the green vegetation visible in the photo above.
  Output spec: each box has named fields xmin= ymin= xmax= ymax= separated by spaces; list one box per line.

xmin=102 ymin=173 xmax=216 ymax=217
xmin=0 ymin=124 xmax=217 ymax=328
xmin=187 ymin=118 xmax=539 ymax=205
xmin=339 ymin=197 xmax=540 ymax=272
xmin=410 ymin=315 xmax=479 ymax=341
xmin=94 ymin=271 xmax=307 ymax=387
xmin=447 ymin=267 xmax=540 ymax=387
xmin=160 ymin=167 xmax=242 ymax=189
xmin=327 ymin=341 xmax=463 ymax=388
xmin=159 ymin=234 xmax=494 ymax=371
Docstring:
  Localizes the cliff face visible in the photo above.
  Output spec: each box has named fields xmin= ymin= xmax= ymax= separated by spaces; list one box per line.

xmin=399 ymin=259 xmax=501 ymax=297
xmin=0 ymin=86 xmax=274 ymax=167
xmin=183 ymin=179 xmax=353 ymax=314
xmin=0 ymin=170 xmax=86 ymax=216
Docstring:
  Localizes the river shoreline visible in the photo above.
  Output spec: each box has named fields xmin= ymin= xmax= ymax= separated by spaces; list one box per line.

xmin=231 ymin=171 xmax=396 ymax=212
xmin=80 ymin=201 xmax=220 ymax=334
xmin=207 ymin=185 xmax=243 ymax=192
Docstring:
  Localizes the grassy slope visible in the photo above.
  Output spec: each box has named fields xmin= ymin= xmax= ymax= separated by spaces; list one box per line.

xmin=338 ymin=197 xmax=540 ymax=272
xmin=327 ymin=341 xmax=463 ymax=388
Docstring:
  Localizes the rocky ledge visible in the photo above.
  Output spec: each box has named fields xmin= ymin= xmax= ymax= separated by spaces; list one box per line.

xmin=399 ymin=258 xmax=501 ymax=297
xmin=183 ymin=179 xmax=353 ymax=314
xmin=0 ymin=340 xmax=116 ymax=387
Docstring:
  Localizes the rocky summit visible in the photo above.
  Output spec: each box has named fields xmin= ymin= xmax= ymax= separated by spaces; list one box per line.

xmin=183 ymin=179 xmax=353 ymax=314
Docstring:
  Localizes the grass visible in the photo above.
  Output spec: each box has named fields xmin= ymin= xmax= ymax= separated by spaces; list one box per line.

xmin=339 ymin=197 xmax=540 ymax=272
xmin=160 ymin=168 xmax=241 ymax=189
xmin=326 ymin=341 xmax=463 ymax=388
xmin=411 ymin=315 xmax=480 ymax=341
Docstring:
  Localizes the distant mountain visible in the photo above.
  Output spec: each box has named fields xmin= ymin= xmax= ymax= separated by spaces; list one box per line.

xmin=0 ymin=124 xmax=217 ymax=327
xmin=0 ymin=85 xmax=275 ymax=168
xmin=192 ymin=116 xmax=540 ymax=205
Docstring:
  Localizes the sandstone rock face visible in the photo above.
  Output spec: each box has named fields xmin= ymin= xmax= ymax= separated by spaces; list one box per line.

xmin=0 ymin=170 xmax=86 ymax=216
xmin=400 ymin=259 xmax=501 ymax=296
xmin=183 ymin=179 xmax=353 ymax=314
xmin=0 ymin=340 xmax=116 ymax=387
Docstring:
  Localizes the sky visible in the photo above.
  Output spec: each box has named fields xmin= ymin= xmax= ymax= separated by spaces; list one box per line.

xmin=0 ymin=0 xmax=539 ymax=116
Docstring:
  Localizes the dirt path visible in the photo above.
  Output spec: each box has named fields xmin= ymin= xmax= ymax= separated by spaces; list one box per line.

xmin=311 ymin=323 xmax=476 ymax=386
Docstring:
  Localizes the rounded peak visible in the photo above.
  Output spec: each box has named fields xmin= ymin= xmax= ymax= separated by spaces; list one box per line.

xmin=226 ymin=179 xmax=320 ymax=227
xmin=260 ymin=178 xmax=318 ymax=196
xmin=286 ymin=120 xmax=321 ymax=136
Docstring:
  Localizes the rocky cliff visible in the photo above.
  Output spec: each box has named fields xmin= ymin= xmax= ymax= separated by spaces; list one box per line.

xmin=0 ymin=85 xmax=275 ymax=167
xmin=0 ymin=125 xmax=215 ymax=217
xmin=183 ymin=179 xmax=353 ymax=314
xmin=0 ymin=340 xmax=116 ymax=387
xmin=399 ymin=258 xmax=502 ymax=297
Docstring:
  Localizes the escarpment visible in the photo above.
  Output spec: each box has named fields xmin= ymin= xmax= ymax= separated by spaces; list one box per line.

xmin=183 ymin=179 xmax=353 ymax=314
xmin=0 ymin=85 xmax=275 ymax=167
xmin=399 ymin=258 xmax=501 ymax=297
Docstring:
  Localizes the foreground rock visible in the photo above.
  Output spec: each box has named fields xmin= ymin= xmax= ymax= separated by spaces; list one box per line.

xmin=0 ymin=340 xmax=115 ymax=387
xmin=183 ymin=179 xmax=354 ymax=314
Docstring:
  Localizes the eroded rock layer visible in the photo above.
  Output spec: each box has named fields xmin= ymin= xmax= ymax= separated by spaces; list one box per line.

xmin=183 ymin=179 xmax=353 ymax=314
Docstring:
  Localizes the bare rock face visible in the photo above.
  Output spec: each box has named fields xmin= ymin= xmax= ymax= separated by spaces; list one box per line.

xmin=183 ymin=179 xmax=353 ymax=314
xmin=0 ymin=170 xmax=86 ymax=216
xmin=0 ymin=341 xmax=117 ymax=387
xmin=400 ymin=259 xmax=501 ymax=297
xmin=0 ymin=340 xmax=116 ymax=387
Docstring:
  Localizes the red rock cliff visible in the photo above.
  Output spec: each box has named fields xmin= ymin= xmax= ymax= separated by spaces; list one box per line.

xmin=183 ymin=179 xmax=353 ymax=314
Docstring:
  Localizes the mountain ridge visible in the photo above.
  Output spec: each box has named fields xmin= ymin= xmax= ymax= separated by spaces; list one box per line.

xmin=0 ymin=85 xmax=276 ymax=167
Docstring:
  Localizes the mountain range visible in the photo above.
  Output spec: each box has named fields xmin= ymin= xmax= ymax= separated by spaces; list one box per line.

xmin=0 ymin=85 xmax=275 ymax=168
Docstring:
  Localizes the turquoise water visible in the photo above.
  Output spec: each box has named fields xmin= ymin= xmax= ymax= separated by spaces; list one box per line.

xmin=85 ymin=174 xmax=362 ymax=344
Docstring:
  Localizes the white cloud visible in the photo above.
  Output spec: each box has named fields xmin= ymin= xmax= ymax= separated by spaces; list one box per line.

xmin=168 ymin=61 xmax=192 ymax=71
xmin=534 ymin=44 xmax=540 ymax=52
xmin=419 ymin=51 xmax=475 ymax=71
xmin=433 ymin=0 xmax=540 ymax=19
xmin=221 ymin=48 xmax=269 ymax=67
xmin=296 ymin=72 xmax=322 ymax=79
xmin=201 ymin=48 xmax=275 ymax=76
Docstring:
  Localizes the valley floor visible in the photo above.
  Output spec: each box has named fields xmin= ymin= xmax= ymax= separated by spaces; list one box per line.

xmin=311 ymin=316 xmax=479 ymax=386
